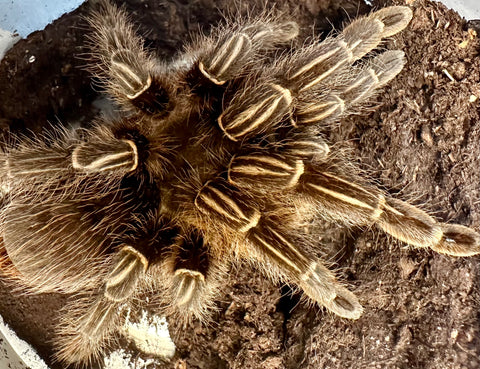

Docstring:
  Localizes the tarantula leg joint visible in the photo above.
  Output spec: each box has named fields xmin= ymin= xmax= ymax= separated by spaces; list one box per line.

xmin=104 ymin=246 xmax=148 ymax=302
xmin=218 ymin=83 xmax=292 ymax=141
xmin=173 ymin=269 xmax=206 ymax=306
xmin=200 ymin=32 xmax=252 ymax=84
xmin=72 ymin=138 xmax=138 ymax=173
xmin=195 ymin=180 xmax=261 ymax=232
xmin=228 ymin=153 xmax=304 ymax=190
xmin=111 ymin=49 xmax=153 ymax=99
xmin=295 ymin=95 xmax=345 ymax=125
xmin=283 ymin=136 xmax=330 ymax=161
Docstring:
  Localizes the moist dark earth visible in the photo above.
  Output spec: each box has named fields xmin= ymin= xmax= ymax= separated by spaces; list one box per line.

xmin=1 ymin=0 xmax=480 ymax=368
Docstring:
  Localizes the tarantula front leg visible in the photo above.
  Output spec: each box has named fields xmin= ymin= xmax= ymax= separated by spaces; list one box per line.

xmin=194 ymin=179 xmax=362 ymax=319
xmin=194 ymin=16 xmax=299 ymax=86
xmin=216 ymin=6 xmax=412 ymax=141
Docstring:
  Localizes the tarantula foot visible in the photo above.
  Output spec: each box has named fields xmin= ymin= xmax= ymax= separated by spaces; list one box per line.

xmin=299 ymin=262 xmax=362 ymax=319
xmin=324 ymin=286 xmax=363 ymax=320
xmin=295 ymin=95 xmax=345 ymax=125
xmin=105 ymin=246 xmax=148 ymax=302
xmin=432 ymin=224 xmax=480 ymax=257
xmin=343 ymin=6 xmax=412 ymax=61
xmin=372 ymin=6 xmax=414 ymax=38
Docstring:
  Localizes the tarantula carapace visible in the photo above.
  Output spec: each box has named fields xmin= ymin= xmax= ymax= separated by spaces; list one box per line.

xmin=0 ymin=1 xmax=479 ymax=366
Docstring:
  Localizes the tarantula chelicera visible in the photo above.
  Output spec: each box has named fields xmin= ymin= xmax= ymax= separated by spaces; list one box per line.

xmin=1 ymin=1 xmax=479 ymax=366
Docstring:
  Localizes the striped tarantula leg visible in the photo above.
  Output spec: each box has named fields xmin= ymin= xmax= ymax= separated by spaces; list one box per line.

xmin=282 ymin=37 xmax=352 ymax=93
xmin=2 ymin=144 xmax=71 ymax=182
xmin=340 ymin=50 xmax=406 ymax=107
xmin=227 ymin=152 xmax=305 ymax=193
xmin=88 ymin=1 xmax=171 ymax=115
xmin=294 ymin=50 xmax=406 ymax=126
xmin=163 ymin=230 xmax=223 ymax=319
xmin=198 ymin=32 xmax=253 ymax=85
xmin=55 ymin=246 xmax=148 ymax=365
xmin=55 ymin=296 xmax=122 ymax=365
xmin=300 ymin=168 xmax=480 ymax=256
xmin=218 ymin=82 xmax=293 ymax=141
xmin=300 ymin=168 xmax=386 ymax=227
xmin=378 ymin=199 xmax=480 ymax=256
xmin=171 ymin=232 xmax=208 ymax=308
xmin=282 ymin=133 xmax=330 ymax=161
xmin=198 ymin=17 xmax=299 ymax=86
xmin=276 ymin=6 xmax=411 ymax=96
xmin=248 ymin=219 xmax=362 ymax=319
xmin=226 ymin=136 xmax=331 ymax=194
xmin=71 ymin=131 xmax=138 ymax=174
xmin=242 ymin=18 xmax=299 ymax=48
xmin=104 ymin=246 xmax=148 ymax=301
xmin=342 ymin=6 xmax=413 ymax=61
xmin=194 ymin=180 xmax=361 ymax=318
xmin=194 ymin=180 xmax=261 ymax=232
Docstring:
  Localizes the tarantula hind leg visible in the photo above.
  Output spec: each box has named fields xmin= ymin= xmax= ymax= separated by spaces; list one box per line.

xmin=194 ymin=179 xmax=362 ymax=319
xmin=248 ymin=218 xmax=363 ymax=319
xmin=55 ymin=246 xmax=148 ymax=365
xmin=298 ymin=166 xmax=480 ymax=257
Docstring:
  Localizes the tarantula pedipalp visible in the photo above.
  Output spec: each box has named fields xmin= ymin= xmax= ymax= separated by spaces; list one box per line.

xmin=1 ymin=1 xmax=479 ymax=366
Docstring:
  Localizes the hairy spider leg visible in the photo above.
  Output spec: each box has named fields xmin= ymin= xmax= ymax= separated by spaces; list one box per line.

xmin=87 ymin=0 xmax=172 ymax=116
xmin=194 ymin=178 xmax=362 ymax=318
xmin=216 ymin=7 xmax=413 ymax=141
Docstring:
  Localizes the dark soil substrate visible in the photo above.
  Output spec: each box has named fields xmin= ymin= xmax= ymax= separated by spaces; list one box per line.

xmin=1 ymin=0 xmax=480 ymax=368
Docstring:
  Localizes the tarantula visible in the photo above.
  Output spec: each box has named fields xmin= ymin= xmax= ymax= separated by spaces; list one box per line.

xmin=0 ymin=0 xmax=479 ymax=366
